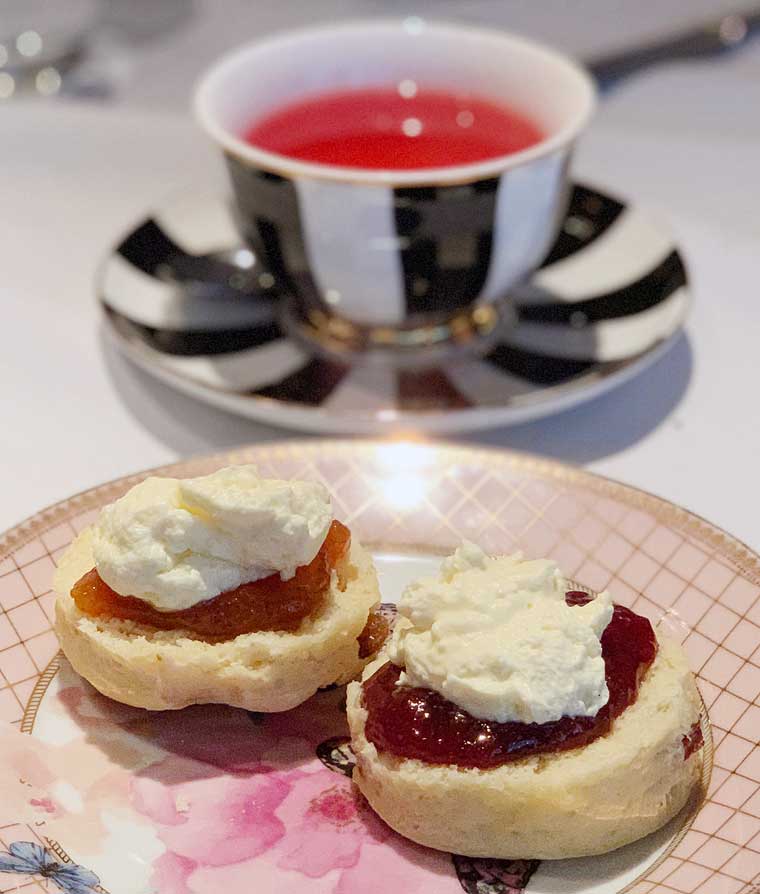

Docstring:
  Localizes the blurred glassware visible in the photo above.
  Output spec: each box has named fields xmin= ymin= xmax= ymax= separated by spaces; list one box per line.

xmin=0 ymin=0 xmax=193 ymax=100
xmin=0 ymin=0 xmax=99 ymax=98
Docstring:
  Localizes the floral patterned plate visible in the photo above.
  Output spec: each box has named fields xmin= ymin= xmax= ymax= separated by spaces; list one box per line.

xmin=0 ymin=440 xmax=758 ymax=894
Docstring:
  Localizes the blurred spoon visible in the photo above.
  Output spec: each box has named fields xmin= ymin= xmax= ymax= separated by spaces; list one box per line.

xmin=587 ymin=6 xmax=760 ymax=88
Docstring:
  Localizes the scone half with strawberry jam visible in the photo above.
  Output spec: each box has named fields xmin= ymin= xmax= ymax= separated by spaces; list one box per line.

xmin=54 ymin=465 xmax=382 ymax=711
xmin=347 ymin=543 xmax=704 ymax=859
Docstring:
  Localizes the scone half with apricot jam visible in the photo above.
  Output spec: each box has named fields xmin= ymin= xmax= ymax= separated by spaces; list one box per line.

xmin=347 ymin=544 xmax=705 ymax=860
xmin=54 ymin=465 xmax=383 ymax=712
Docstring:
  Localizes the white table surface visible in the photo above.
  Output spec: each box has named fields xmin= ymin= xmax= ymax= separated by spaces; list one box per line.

xmin=1 ymin=0 xmax=759 ymax=551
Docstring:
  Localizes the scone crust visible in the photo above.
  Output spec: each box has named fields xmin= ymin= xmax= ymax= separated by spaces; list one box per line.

xmin=347 ymin=631 xmax=704 ymax=859
xmin=54 ymin=528 xmax=379 ymax=711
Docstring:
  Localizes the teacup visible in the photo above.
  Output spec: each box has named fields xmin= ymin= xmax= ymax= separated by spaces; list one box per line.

xmin=195 ymin=19 xmax=595 ymax=356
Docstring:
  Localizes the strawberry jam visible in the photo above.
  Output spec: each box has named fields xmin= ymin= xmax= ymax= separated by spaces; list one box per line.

xmin=682 ymin=721 xmax=704 ymax=760
xmin=71 ymin=520 xmax=351 ymax=641
xmin=362 ymin=591 xmax=659 ymax=768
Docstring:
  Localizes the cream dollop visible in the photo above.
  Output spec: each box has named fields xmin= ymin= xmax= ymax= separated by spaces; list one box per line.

xmin=388 ymin=543 xmax=613 ymax=724
xmin=91 ymin=465 xmax=333 ymax=611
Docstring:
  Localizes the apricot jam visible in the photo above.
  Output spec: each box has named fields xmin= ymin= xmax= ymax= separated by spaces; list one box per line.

xmin=357 ymin=607 xmax=392 ymax=659
xmin=71 ymin=520 xmax=351 ymax=641
xmin=362 ymin=591 xmax=659 ymax=768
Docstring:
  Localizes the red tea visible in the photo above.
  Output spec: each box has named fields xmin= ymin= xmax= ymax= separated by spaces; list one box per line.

xmin=244 ymin=86 xmax=543 ymax=170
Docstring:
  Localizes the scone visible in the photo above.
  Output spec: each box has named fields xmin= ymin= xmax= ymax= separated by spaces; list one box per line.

xmin=347 ymin=545 xmax=704 ymax=859
xmin=54 ymin=465 xmax=382 ymax=712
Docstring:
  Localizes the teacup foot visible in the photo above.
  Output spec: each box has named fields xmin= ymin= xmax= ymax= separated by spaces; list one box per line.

xmin=279 ymin=297 xmax=517 ymax=370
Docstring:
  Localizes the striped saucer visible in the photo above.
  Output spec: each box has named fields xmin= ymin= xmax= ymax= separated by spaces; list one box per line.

xmin=98 ymin=183 xmax=689 ymax=434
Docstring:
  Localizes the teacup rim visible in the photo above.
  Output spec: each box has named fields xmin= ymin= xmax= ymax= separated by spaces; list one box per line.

xmin=194 ymin=18 xmax=597 ymax=188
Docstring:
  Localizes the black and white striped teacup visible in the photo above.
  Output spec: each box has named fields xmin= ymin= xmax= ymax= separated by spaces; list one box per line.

xmin=195 ymin=20 xmax=595 ymax=356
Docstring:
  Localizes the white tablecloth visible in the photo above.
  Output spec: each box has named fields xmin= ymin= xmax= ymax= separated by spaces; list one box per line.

xmin=1 ymin=0 xmax=758 ymax=549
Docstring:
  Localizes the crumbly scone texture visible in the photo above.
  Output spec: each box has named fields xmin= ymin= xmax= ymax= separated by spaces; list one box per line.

xmin=347 ymin=630 xmax=703 ymax=859
xmin=54 ymin=527 xmax=380 ymax=712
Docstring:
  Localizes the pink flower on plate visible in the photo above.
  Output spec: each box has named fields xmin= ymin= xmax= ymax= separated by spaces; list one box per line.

xmin=149 ymin=852 xmax=196 ymax=894
xmin=131 ymin=750 xmax=468 ymax=893
xmin=29 ymin=797 xmax=59 ymax=816
xmin=132 ymin=756 xmax=292 ymax=869
xmin=263 ymin=764 xmax=460 ymax=893
xmin=274 ymin=767 xmax=391 ymax=878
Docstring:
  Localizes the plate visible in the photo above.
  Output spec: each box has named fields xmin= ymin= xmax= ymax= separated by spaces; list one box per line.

xmin=0 ymin=440 xmax=757 ymax=894
xmin=99 ymin=184 xmax=690 ymax=434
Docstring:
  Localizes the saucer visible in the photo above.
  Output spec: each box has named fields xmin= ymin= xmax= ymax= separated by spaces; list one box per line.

xmin=98 ymin=184 xmax=689 ymax=433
